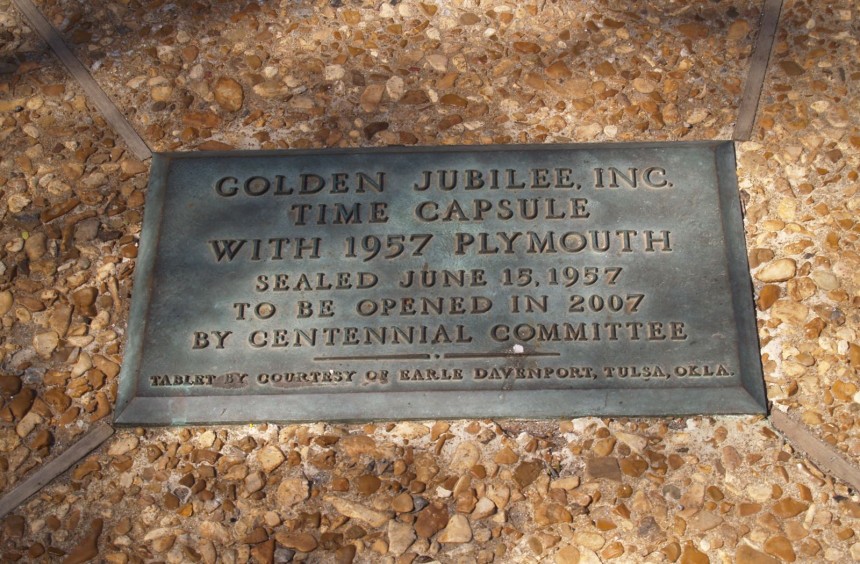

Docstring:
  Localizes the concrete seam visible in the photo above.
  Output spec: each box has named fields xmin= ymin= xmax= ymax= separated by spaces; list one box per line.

xmin=11 ymin=0 xmax=152 ymax=160
xmin=0 ymin=423 xmax=115 ymax=519
xmin=733 ymin=0 xmax=784 ymax=141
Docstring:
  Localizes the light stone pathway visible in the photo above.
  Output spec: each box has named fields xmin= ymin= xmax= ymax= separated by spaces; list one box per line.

xmin=0 ymin=0 xmax=858 ymax=562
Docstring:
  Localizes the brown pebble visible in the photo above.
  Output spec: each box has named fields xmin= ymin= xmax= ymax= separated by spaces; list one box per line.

xmin=184 ymin=111 xmax=221 ymax=128
xmin=535 ymin=503 xmax=572 ymax=526
xmin=400 ymin=90 xmax=430 ymax=105
xmin=40 ymin=197 xmax=80 ymax=223
xmin=275 ymin=532 xmax=318 ymax=552
xmin=764 ymin=535 xmax=795 ymax=561
xmin=359 ymin=84 xmax=385 ymax=112
xmin=677 ymin=23 xmax=709 ymax=40
xmin=595 ymin=61 xmax=616 ymax=77
xmin=0 ymin=374 xmax=22 ymax=395
xmin=513 ymin=460 xmax=543 ymax=488
xmin=440 ymin=94 xmax=468 ymax=107
xmin=513 ymin=41 xmax=541 ymax=54
xmin=4 ymin=515 xmax=25 ymax=538
xmin=632 ymin=77 xmax=657 ymax=94
xmin=679 ymin=542 xmax=709 ymax=564
xmin=772 ymin=498 xmax=808 ymax=518
xmin=355 ymin=474 xmax=381 ymax=495
xmin=250 ymin=538 xmax=275 ymax=563
xmin=9 ymin=388 xmax=35 ymax=419
xmin=164 ymin=493 xmax=180 ymax=510
xmin=120 ymin=244 xmax=138 ymax=258
xmin=72 ymin=458 xmax=100 ymax=481
xmin=555 ymin=545 xmax=580 ymax=563
xmin=779 ymin=61 xmax=805 ymax=76
xmin=414 ymin=502 xmax=449 ymax=538
xmin=438 ymin=115 xmax=463 ymax=131
xmin=602 ymin=541 xmax=624 ymax=559
xmin=28 ymin=542 xmax=46 ymax=558
xmin=331 ymin=476 xmax=350 ymax=491
xmin=42 ymin=83 xmax=65 ymax=96
xmin=256 ymin=444 xmax=286 ymax=472
xmin=592 ymin=437 xmax=616 ymax=457
xmin=735 ymin=544 xmax=778 ymax=564
xmin=58 ymin=406 xmax=80 ymax=426
xmin=24 ymin=232 xmax=46 ymax=261
xmin=494 ymin=446 xmax=518 ymax=464
xmin=62 ymin=518 xmax=103 ymax=564
xmin=71 ymin=287 xmax=98 ymax=308
xmin=619 ymin=455 xmax=648 ymax=477
xmin=242 ymin=527 xmax=269 ymax=544
xmin=757 ymin=285 xmax=781 ymax=310
xmin=335 ymin=544 xmax=357 ymax=563
xmin=546 ymin=61 xmax=572 ymax=79
xmin=213 ymin=77 xmax=244 ymax=111
xmin=392 ymin=492 xmax=414 ymax=512
xmin=120 ymin=159 xmax=148 ymax=176
xmin=363 ymin=122 xmax=389 ymax=140
xmin=586 ymin=457 xmax=622 ymax=481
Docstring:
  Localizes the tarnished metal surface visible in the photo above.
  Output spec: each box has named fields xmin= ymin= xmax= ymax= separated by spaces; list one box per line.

xmin=115 ymin=141 xmax=766 ymax=425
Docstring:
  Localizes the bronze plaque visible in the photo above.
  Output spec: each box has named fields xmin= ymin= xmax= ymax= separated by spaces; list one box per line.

xmin=115 ymin=142 xmax=766 ymax=425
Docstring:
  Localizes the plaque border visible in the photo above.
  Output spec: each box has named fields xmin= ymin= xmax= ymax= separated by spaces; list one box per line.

xmin=114 ymin=141 xmax=767 ymax=425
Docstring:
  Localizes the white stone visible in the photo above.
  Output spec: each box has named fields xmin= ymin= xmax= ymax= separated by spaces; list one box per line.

xmin=22 ymin=124 xmax=40 ymax=138
xmin=324 ymin=495 xmax=390 ymax=527
xmin=687 ymin=108 xmax=709 ymax=124
xmin=425 ymin=54 xmax=448 ymax=72
xmin=755 ymin=259 xmax=797 ymax=282
xmin=144 ymin=527 xmax=175 ymax=541
xmin=0 ymin=290 xmax=12 ymax=316
xmin=33 ymin=331 xmax=59 ymax=358
xmin=471 ymin=497 xmax=496 ymax=520
xmin=811 ymin=270 xmax=839 ymax=290
xmin=324 ymin=65 xmax=345 ymax=81
xmin=438 ymin=514 xmax=472 ymax=543
xmin=574 ymin=531 xmax=605 ymax=550
xmin=388 ymin=520 xmax=415 ymax=555
xmin=577 ymin=548 xmax=602 ymax=564
xmin=196 ymin=429 xmax=216 ymax=448
xmin=276 ymin=478 xmax=309 ymax=506
xmin=16 ymin=411 xmax=42 ymax=438
xmin=746 ymin=483 xmax=773 ymax=503
xmin=198 ymin=522 xmax=231 ymax=545
xmin=450 ymin=441 xmax=480 ymax=473
xmin=71 ymin=352 xmax=92 ymax=378
xmin=108 ymin=435 xmax=140 ymax=456
xmin=575 ymin=123 xmax=602 ymax=140
xmin=391 ymin=422 xmax=429 ymax=439
xmin=257 ymin=445 xmax=286 ymax=472
xmin=615 ymin=431 xmax=647 ymax=453
xmin=7 ymin=194 xmax=31 ymax=213
xmin=386 ymin=76 xmax=405 ymax=101
xmin=549 ymin=476 xmax=580 ymax=490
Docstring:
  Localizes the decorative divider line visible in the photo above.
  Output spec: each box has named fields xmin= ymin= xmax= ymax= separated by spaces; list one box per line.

xmin=0 ymin=424 xmax=115 ymax=519
xmin=11 ymin=0 xmax=152 ymax=160
xmin=771 ymin=409 xmax=860 ymax=492
xmin=733 ymin=0 xmax=784 ymax=140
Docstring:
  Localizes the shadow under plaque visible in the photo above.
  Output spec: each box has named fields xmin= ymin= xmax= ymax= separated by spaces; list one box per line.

xmin=115 ymin=141 xmax=767 ymax=425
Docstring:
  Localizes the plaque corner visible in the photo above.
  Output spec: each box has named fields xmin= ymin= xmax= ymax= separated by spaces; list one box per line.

xmin=111 ymin=397 xmax=139 ymax=427
xmin=113 ymin=372 xmax=142 ymax=427
xmin=740 ymin=380 xmax=769 ymax=415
